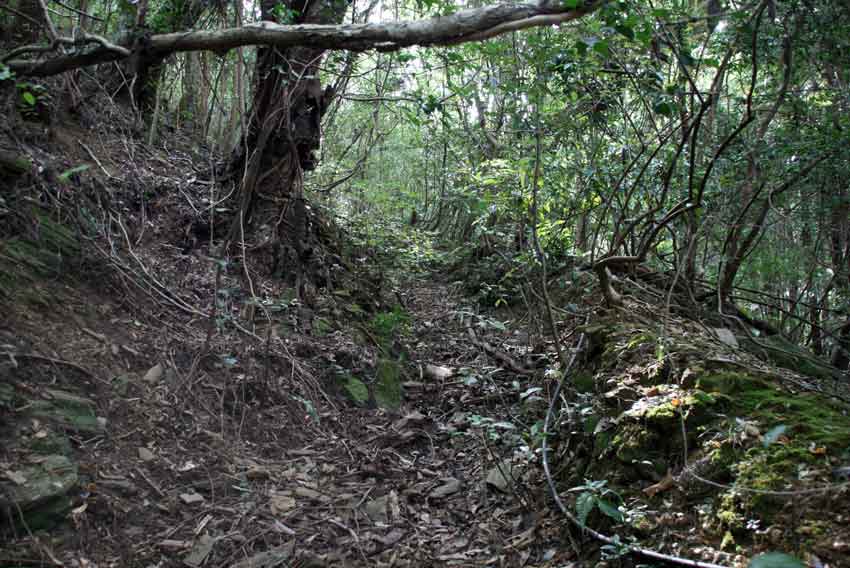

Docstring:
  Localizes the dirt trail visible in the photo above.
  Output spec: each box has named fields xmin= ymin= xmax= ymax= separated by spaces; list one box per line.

xmin=2 ymin=265 xmax=574 ymax=567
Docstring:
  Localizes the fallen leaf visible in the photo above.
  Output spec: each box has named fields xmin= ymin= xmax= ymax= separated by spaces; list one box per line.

xmin=365 ymin=496 xmax=389 ymax=524
xmin=183 ymin=534 xmax=215 ymax=567
xmin=485 ymin=463 xmax=513 ymax=493
xmin=4 ymin=470 xmax=27 ymax=485
xmin=377 ymin=528 xmax=405 ymax=546
xmin=246 ymin=467 xmax=270 ymax=480
xmin=643 ymin=471 xmax=675 ymax=498
xmin=142 ymin=363 xmax=164 ymax=383
xmin=269 ymin=491 xmax=296 ymax=515
xmin=425 ymin=364 xmax=453 ymax=381
xmin=159 ymin=539 xmax=191 ymax=550
xmin=429 ymin=478 xmax=462 ymax=499
xmin=138 ymin=447 xmax=156 ymax=462
xmin=180 ymin=492 xmax=205 ymax=505
xmin=294 ymin=486 xmax=327 ymax=501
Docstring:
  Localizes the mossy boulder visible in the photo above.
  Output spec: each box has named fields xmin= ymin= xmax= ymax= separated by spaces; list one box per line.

xmin=0 ymin=454 xmax=78 ymax=532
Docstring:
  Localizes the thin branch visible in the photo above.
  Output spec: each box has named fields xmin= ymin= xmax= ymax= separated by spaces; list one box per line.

xmin=49 ymin=0 xmax=106 ymax=22
xmin=2 ymin=32 xmax=131 ymax=63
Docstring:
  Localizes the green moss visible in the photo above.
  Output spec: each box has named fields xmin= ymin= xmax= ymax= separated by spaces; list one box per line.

xmin=797 ymin=519 xmax=830 ymax=538
xmin=1 ymin=454 xmax=77 ymax=531
xmin=374 ymin=359 xmax=403 ymax=410
xmin=314 ymin=317 xmax=333 ymax=337
xmin=644 ymin=402 xmax=678 ymax=421
xmin=26 ymin=431 xmax=72 ymax=455
xmin=720 ymin=530 xmax=736 ymax=551
xmin=0 ymin=208 xmax=81 ymax=300
xmin=583 ymin=413 xmax=600 ymax=434
xmin=0 ymin=382 xmax=15 ymax=408
xmin=698 ymin=372 xmax=850 ymax=450
xmin=708 ymin=443 xmax=737 ymax=469
xmin=626 ymin=331 xmax=657 ymax=350
xmin=630 ymin=515 xmax=655 ymax=535
xmin=612 ymin=423 xmax=658 ymax=464
xmin=716 ymin=496 xmax=744 ymax=530
xmin=695 ymin=369 xmax=850 ymax=528
xmin=713 ymin=440 xmax=830 ymax=531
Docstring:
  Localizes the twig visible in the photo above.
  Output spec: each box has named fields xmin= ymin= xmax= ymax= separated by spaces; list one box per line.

xmin=50 ymin=0 xmax=105 ymax=21
xmin=79 ymin=141 xmax=112 ymax=178
xmin=135 ymin=466 xmax=165 ymax=498
xmin=465 ymin=324 xmax=531 ymax=375
xmin=2 ymin=352 xmax=100 ymax=382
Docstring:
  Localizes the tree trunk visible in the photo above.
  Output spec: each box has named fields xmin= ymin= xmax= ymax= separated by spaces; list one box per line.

xmin=12 ymin=0 xmax=42 ymax=42
xmin=226 ymin=0 xmax=347 ymax=288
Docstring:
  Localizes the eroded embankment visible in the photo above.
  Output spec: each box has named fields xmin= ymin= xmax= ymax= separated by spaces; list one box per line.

xmin=553 ymin=299 xmax=850 ymax=566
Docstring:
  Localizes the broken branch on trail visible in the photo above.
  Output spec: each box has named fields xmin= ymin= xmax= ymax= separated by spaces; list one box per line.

xmin=4 ymin=0 xmax=600 ymax=77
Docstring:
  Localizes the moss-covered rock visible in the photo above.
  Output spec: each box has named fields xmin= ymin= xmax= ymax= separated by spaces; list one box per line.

xmin=29 ymin=388 xmax=103 ymax=435
xmin=0 ymin=454 xmax=78 ymax=532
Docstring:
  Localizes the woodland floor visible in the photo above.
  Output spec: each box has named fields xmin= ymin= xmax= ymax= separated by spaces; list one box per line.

xmin=2 ymin=93 xmax=849 ymax=568
xmin=1 ymin=102 xmax=601 ymax=566
xmin=1 ymin=263 xmax=589 ymax=567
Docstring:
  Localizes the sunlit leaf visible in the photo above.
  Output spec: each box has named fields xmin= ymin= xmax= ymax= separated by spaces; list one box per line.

xmin=576 ymin=492 xmax=595 ymax=527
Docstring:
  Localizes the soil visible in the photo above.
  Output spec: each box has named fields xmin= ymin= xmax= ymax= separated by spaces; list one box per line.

xmin=0 ymin=264 xmax=581 ymax=566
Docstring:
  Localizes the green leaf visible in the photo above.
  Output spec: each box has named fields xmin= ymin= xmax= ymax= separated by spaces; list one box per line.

xmin=21 ymin=91 xmax=36 ymax=106
xmin=653 ymin=101 xmax=673 ymax=116
xmin=748 ymin=553 xmax=806 ymax=568
xmin=635 ymin=26 xmax=652 ymax=44
xmin=576 ymin=492 xmax=596 ymax=527
xmin=58 ymin=164 xmax=91 ymax=181
xmin=563 ymin=0 xmax=582 ymax=8
xmin=592 ymin=40 xmax=610 ymax=56
xmin=615 ymin=25 xmax=635 ymax=40
xmin=575 ymin=41 xmax=588 ymax=57
xmin=762 ymin=425 xmax=787 ymax=447
xmin=597 ymin=499 xmax=624 ymax=523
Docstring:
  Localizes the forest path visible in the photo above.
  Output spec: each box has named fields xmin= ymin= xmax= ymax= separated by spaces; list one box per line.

xmin=263 ymin=273 xmax=570 ymax=566
xmin=2 ymin=265 xmax=574 ymax=568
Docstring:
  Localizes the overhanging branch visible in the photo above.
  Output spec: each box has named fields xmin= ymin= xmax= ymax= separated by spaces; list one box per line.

xmin=4 ymin=0 xmax=603 ymax=77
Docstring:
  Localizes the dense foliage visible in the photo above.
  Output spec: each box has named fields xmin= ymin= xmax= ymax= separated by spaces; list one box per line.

xmin=4 ymin=0 xmax=848 ymax=363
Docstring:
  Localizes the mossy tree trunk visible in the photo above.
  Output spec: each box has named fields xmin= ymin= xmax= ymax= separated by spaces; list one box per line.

xmin=226 ymin=0 xmax=346 ymax=281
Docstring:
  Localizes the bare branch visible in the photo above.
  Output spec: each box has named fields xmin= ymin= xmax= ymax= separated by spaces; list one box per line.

xmin=2 ymin=32 xmax=131 ymax=63
xmin=5 ymin=0 xmax=603 ymax=77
